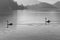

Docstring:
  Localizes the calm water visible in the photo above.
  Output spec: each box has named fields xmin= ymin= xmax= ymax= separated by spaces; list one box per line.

xmin=0 ymin=10 xmax=60 ymax=28
xmin=17 ymin=10 xmax=60 ymax=24
xmin=0 ymin=10 xmax=60 ymax=40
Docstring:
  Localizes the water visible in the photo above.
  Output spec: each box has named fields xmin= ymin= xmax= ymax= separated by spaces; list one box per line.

xmin=0 ymin=10 xmax=60 ymax=40
xmin=0 ymin=10 xmax=59 ymax=27
xmin=0 ymin=10 xmax=17 ymax=28
xmin=17 ymin=10 xmax=59 ymax=24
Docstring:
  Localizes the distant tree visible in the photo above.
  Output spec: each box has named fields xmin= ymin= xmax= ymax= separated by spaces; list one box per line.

xmin=18 ymin=4 xmax=27 ymax=10
xmin=9 ymin=0 xmax=19 ymax=10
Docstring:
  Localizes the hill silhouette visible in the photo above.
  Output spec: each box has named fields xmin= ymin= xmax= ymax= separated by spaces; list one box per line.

xmin=54 ymin=1 xmax=60 ymax=12
xmin=54 ymin=1 xmax=60 ymax=8
xmin=27 ymin=2 xmax=57 ymax=11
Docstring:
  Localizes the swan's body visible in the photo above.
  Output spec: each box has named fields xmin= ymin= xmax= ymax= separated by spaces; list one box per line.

xmin=45 ymin=17 xmax=51 ymax=25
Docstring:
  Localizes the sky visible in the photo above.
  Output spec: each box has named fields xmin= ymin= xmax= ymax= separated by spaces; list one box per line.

xmin=14 ymin=0 xmax=60 ymax=5
xmin=38 ymin=0 xmax=60 ymax=4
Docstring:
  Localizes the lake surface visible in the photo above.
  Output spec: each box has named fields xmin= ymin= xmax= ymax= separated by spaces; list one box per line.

xmin=0 ymin=10 xmax=60 ymax=28
xmin=0 ymin=10 xmax=60 ymax=40
xmin=17 ymin=10 xmax=60 ymax=24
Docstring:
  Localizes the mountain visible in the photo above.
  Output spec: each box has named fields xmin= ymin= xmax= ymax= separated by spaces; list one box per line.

xmin=27 ymin=2 xmax=57 ymax=11
xmin=53 ymin=1 xmax=60 ymax=11
xmin=54 ymin=1 xmax=60 ymax=9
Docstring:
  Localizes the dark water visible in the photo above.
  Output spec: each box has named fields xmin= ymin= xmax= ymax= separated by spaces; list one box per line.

xmin=0 ymin=10 xmax=17 ymax=28
xmin=0 ymin=10 xmax=60 ymax=40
